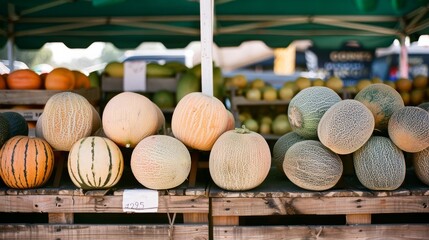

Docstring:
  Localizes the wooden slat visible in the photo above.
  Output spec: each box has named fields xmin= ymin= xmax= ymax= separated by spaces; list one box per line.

xmin=346 ymin=214 xmax=371 ymax=224
xmin=0 ymin=224 xmax=208 ymax=240
xmin=0 ymin=194 xmax=208 ymax=213
xmin=48 ymin=213 xmax=74 ymax=224
xmin=183 ymin=213 xmax=208 ymax=223
xmin=213 ymin=224 xmax=429 ymax=239
xmin=211 ymin=195 xmax=429 ymax=216
xmin=101 ymin=76 xmax=177 ymax=92
xmin=212 ymin=216 xmax=239 ymax=226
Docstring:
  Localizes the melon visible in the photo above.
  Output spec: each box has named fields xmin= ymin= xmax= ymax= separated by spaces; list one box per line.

xmin=209 ymin=127 xmax=271 ymax=191
xmin=413 ymin=147 xmax=429 ymax=186
xmin=131 ymin=135 xmax=191 ymax=190
xmin=325 ymin=76 xmax=344 ymax=92
xmin=42 ymin=92 xmax=93 ymax=151
xmin=1 ymin=112 xmax=28 ymax=139
xmin=283 ymin=140 xmax=343 ymax=191
xmin=0 ymin=136 xmax=54 ymax=189
xmin=0 ymin=115 xmax=9 ymax=147
xmin=102 ymin=92 xmax=159 ymax=148
xmin=318 ymin=99 xmax=375 ymax=155
xmin=354 ymin=83 xmax=404 ymax=132
xmin=388 ymin=106 xmax=429 ymax=153
xmin=152 ymin=90 xmax=175 ymax=109
xmin=288 ymin=86 xmax=341 ymax=139
xmin=176 ymin=72 xmax=201 ymax=103
xmin=68 ymin=136 xmax=124 ymax=190
xmin=418 ymin=102 xmax=429 ymax=111
xmin=353 ymin=136 xmax=406 ymax=190
xmin=272 ymin=131 xmax=306 ymax=172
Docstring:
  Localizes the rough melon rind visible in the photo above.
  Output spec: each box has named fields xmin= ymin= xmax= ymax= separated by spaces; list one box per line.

xmin=287 ymin=86 xmax=341 ymax=139
xmin=413 ymin=147 xmax=429 ymax=186
xmin=283 ymin=140 xmax=343 ymax=191
xmin=272 ymin=131 xmax=306 ymax=172
xmin=353 ymin=136 xmax=406 ymax=191
xmin=388 ymin=106 xmax=429 ymax=153
xmin=318 ymin=99 xmax=375 ymax=155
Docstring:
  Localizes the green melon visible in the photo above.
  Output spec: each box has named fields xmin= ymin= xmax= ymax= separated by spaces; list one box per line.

xmin=418 ymin=102 xmax=429 ymax=111
xmin=413 ymin=147 xmax=429 ymax=186
xmin=354 ymin=83 xmax=404 ymax=132
xmin=388 ymin=106 xmax=429 ymax=153
xmin=318 ymin=99 xmax=375 ymax=155
xmin=272 ymin=131 xmax=306 ymax=172
xmin=287 ymin=86 xmax=341 ymax=139
xmin=176 ymin=71 xmax=201 ymax=102
xmin=0 ymin=115 xmax=9 ymax=147
xmin=283 ymin=140 xmax=343 ymax=191
xmin=353 ymin=136 xmax=406 ymax=190
xmin=152 ymin=90 xmax=175 ymax=109
xmin=1 ymin=112 xmax=28 ymax=139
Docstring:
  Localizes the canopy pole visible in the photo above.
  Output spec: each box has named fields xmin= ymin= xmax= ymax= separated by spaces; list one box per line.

xmin=7 ymin=38 xmax=15 ymax=72
xmin=399 ymin=35 xmax=408 ymax=79
xmin=200 ymin=0 xmax=214 ymax=96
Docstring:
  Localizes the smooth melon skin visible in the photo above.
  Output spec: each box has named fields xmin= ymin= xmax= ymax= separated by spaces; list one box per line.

xmin=388 ymin=106 xmax=429 ymax=153
xmin=354 ymin=83 xmax=404 ymax=132
xmin=318 ymin=99 xmax=375 ymax=155
xmin=353 ymin=136 xmax=406 ymax=191
xmin=287 ymin=86 xmax=341 ymax=139
xmin=272 ymin=131 xmax=306 ymax=173
xmin=413 ymin=147 xmax=429 ymax=186
xmin=131 ymin=135 xmax=191 ymax=190
xmin=283 ymin=140 xmax=343 ymax=191
xmin=209 ymin=128 xmax=271 ymax=191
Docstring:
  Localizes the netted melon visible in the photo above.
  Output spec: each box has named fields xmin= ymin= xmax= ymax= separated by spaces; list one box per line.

xmin=287 ymin=86 xmax=341 ymax=139
xmin=318 ymin=99 xmax=375 ymax=155
xmin=388 ymin=106 xmax=429 ymax=153
xmin=353 ymin=136 xmax=406 ymax=190
xmin=272 ymin=131 xmax=306 ymax=172
xmin=283 ymin=140 xmax=343 ymax=191
xmin=354 ymin=83 xmax=404 ymax=132
xmin=413 ymin=147 xmax=429 ymax=186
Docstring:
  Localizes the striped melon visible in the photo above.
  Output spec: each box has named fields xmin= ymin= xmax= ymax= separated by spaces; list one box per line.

xmin=209 ymin=127 xmax=271 ymax=191
xmin=353 ymin=136 xmax=406 ymax=190
xmin=1 ymin=112 xmax=28 ymax=139
xmin=354 ymin=83 xmax=404 ymax=132
xmin=318 ymin=99 xmax=375 ymax=155
xmin=283 ymin=140 xmax=343 ymax=191
xmin=272 ymin=131 xmax=306 ymax=173
xmin=42 ymin=92 xmax=93 ymax=151
xmin=68 ymin=136 xmax=124 ymax=190
xmin=131 ymin=135 xmax=191 ymax=190
xmin=388 ymin=106 xmax=429 ymax=153
xmin=0 ymin=136 xmax=54 ymax=189
xmin=288 ymin=86 xmax=341 ymax=139
xmin=413 ymin=147 xmax=429 ymax=186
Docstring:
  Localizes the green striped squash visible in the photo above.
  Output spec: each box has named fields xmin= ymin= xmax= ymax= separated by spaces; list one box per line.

xmin=1 ymin=112 xmax=28 ymax=139
xmin=68 ymin=136 xmax=124 ymax=190
xmin=0 ymin=136 xmax=54 ymax=189
xmin=0 ymin=114 xmax=9 ymax=147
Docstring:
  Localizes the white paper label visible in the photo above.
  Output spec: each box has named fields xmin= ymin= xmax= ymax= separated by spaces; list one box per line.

xmin=124 ymin=61 xmax=147 ymax=91
xmin=122 ymin=189 xmax=158 ymax=213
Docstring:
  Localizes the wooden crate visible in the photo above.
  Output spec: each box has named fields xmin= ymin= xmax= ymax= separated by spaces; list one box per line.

xmin=101 ymin=76 xmax=177 ymax=92
xmin=210 ymin=168 xmax=429 ymax=239
xmin=0 ymin=152 xmax=210 ymax=240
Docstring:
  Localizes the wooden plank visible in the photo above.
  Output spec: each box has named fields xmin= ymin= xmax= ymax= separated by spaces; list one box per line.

xmin=213 ymin=224 xmax=429 ymax=240
xmin=212 ymin=216 xmax=239 ymax=226
xmin=346 ymin=214 xmax=371 ymax=224
xmin=101 ymin=76 xmax=177 ymax=92
xmin=0 ymin=194 xmax=209 ymax=213
xmin=48 ymin=213 xmax=74 ymax=224
xmin=211 ymin=195 xmax=429 ymax=216
xmin=0 ymin=224 xmax=208 ymax=240
xmin=183 ymin=213 xmax=208 ymax=223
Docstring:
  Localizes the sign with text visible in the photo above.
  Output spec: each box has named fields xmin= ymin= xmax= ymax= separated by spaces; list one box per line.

xmin=124 ymin=61 xmax=147 ymax=91
xmin=122 ymin=189 xmax=159 ymax=213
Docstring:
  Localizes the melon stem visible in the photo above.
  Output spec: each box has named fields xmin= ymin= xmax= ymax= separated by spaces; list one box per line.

xmin=289 ymin=106 xmax=303 ymax=128
xmin=235 ymin=125 xmax=251 ymax=134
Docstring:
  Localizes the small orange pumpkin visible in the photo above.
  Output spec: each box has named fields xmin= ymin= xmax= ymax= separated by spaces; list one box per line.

xmin=0 ymin=136 xmax=55 ymax=189
xmin=45 ymin=67 xmax=76 ymax=90
xmin=0 ymin=74 xmax=6 ymax=89
xmin=7 ymin=69 xmax=42 ymax=89
xmin=73 ymin=70 xmax=91 ymax=89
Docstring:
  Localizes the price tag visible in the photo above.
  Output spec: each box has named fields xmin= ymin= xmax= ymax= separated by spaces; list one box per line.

xmin=122 ymin=189 xmax=158 ymax=213
xmin=123 ymin=61 xmax=147 ymax=91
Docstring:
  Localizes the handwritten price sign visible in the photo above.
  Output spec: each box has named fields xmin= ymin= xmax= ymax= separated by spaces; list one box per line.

xmin=124 ymin=61 xmax=147 ymax=92
xmin=122 ymin=189 xmax=158 ymax=213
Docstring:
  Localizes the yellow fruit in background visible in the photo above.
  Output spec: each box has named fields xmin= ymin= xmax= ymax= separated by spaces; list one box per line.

xmin=278 ymin=86 xmax=295 ymax=101
xmin=272 ymin=114 xmax=291 ymax=135
xmin=325 ymin=76 xmax=344 ymax=93
xmin=411 ymin=89 xmax=425 ymax=105
xmin=260 ymin=116 xmax=273 ymax=125
xmin=371 ymin=77 xmax=383 ymax=84
xmin=231 ymin=74 xmax=247 ymax=89
xmin=250 ymin=78 xmax=266 ymax=89
xmin=243 ymin=118 xmax=259 ymax=132
xmin=283 ymin=81 xmax=299 ymax=94
xmin=262 ymin=87 xmax=277 ymax=101
xmin=104 ymin=61 xmax=124 ymax=78
xmin=246 ymin=88 xmax=262 ymax=100
xmin=356 ymin=79 xmax=372 ymax=92
xmin=384 ymin=80 xmax=396 ymax=89
xmin=413 ymin=75 xmax=428 ymax=89
xmin=312 ymin=78 xmax=325 ymax=86
xmin=239 ymin=112 xmax=252 ymax=123
xmin=396 ymin=78 xmax=412 ymax=92
xmin=259 ymin=122 xmax=271 ymax=135
xmin=295 ymin=77 xmax=311 ymax=91
xmin=401 ymin=92 xmax=411 ymax=105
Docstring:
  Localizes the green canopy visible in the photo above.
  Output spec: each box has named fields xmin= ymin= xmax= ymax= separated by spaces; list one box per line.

xmin=1 ymin=0 xmax=429 ymax=49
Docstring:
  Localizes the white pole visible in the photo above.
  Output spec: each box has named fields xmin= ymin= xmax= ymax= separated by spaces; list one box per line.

xmin=399 ymin=35 xmax=408 ymax=79
xmin=7 ymin=38 xmax=14 ymax=72
xmin=200 ymin=0 xmax=214 ymax=96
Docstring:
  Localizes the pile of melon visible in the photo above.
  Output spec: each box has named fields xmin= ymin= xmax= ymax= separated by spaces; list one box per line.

xmin=274 ymin=84 xmax=429 ymax=191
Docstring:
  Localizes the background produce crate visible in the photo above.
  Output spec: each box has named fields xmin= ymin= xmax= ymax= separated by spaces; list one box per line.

xmin=101 ymin=76 xmax=178 ymax=92
xmin=0 ymin=151 xmax=210 ymax=240
xmin=210 ymin=168 xmax=429 ymax=239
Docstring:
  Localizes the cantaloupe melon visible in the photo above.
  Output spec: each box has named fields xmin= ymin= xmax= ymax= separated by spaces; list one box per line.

xmin=388 ymin=106 xmax=429 ymax=153
xmin=288 ymin=86 xmax=341 ymax=139
xmin=318 ymin=99 xmax=375 ymax=155
xmin=418 ymin=102 xmax=429 ymax=111
xmin=272 ymin=131 xmax=306 ymax=172
xmin=354 ymin=83 xmax=404 ymax=132
xmin=353 ymin=136 xmax=406 ymax=190
xmin=283 ymin=140 xmax=343 ymax=191
xmin=413 ymin=147 xmax=429 ymax=186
